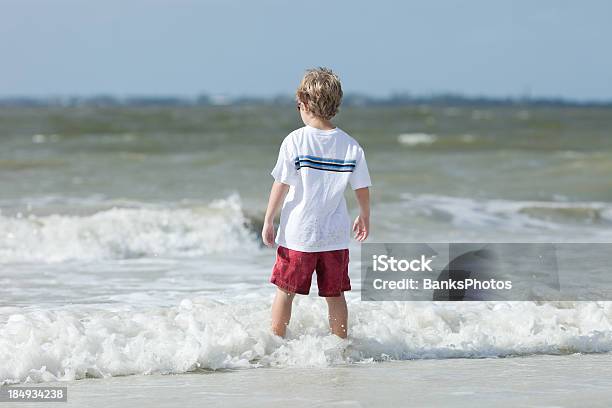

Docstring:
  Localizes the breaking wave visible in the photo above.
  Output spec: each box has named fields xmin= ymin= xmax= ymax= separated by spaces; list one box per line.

xmin=0 ymin=195 xmax=258 ymax=263
xmin=1 ymin=299 xmax=611 ymax=384
xmin=397 ymin=133 xmax=477 ymax=147
xmin=401 ymin=193 xmax=612 ymax=230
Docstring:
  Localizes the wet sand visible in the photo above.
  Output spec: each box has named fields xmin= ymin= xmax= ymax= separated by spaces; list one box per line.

xmin=13 ymin=353 xmax=612 ymax=408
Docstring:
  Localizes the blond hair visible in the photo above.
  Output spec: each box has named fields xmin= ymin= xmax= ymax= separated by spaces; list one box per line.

xmin=296 ymin=67 xmax=343 ymax=120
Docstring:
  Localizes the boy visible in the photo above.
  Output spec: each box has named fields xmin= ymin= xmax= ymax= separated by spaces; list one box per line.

xmin=262 ymin=67 xmax=371 ymax=339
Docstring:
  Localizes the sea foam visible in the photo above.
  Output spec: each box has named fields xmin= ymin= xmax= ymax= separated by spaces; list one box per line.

xmin=398 ymin=133 xmax=438 ymax=146
xmin=401 ymin=193 xmax=612 ymax=231
xmin=0 ymin=194 xmax=257 ymax=263
xmin=1 ymin=299 xmax=611 ymax=384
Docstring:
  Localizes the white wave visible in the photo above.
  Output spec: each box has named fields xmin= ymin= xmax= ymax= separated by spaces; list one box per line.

xmin=398 ymin=133 xmax=438 ymax=146
xmin=401 ymin=193 xmax=612 ymax=231
xmin=397 ymin=133 xmax=478 ymax=147
xmin=32 ymin=134 xmax=60 ymax=144
xmin=0 ymin=194 xmax=257 ymax=263
xmin=1 ymin=299 xmax=611 ymax=384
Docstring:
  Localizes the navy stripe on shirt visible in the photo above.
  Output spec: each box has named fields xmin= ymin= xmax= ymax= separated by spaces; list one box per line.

xmin=294 ymin=155 xmax=356 ymax=172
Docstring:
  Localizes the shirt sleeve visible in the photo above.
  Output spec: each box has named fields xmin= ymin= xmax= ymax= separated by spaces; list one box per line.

xmin=271 ymin=139 xmax=300 ymax=186
xmin=349 ymin=147 xmax=372 ymax=190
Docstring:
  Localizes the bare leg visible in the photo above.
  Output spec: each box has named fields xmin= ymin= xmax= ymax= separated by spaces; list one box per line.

xmin=271 ymin=288 xmax=295 ymax=337
xmin=326 ymin=293 xmax=348 ymax=338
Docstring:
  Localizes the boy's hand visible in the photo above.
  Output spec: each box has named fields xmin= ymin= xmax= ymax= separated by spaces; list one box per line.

xmin=262 ymin=221 xmax=276 ymax=247
xmin=352 ymin=215 xmax=369 ymax=241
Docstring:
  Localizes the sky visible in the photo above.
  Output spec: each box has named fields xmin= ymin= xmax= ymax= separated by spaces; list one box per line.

xmin=2 ymin=0 xmax=611 ymax=100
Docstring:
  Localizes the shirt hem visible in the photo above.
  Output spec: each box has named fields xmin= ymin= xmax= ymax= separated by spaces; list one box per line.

xmin=270 ymin=171 xmax=297 ymax=186
xmin=275 ymin=240 xmax=350 ymax=253
xmin=350 ymin=182 xmax=372 ymax=190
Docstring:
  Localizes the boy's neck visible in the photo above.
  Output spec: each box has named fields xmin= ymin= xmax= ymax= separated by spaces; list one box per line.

xmin=304 ymin=117 xmax=336 ymax=131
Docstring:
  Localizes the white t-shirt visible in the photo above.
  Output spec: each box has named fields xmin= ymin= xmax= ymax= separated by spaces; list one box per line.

xmin=270 ymin=125 xmax=372 ymax=252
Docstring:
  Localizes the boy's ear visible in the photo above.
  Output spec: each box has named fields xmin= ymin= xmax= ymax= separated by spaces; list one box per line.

xmin=296 ymin=91 xmax=309 ymax=108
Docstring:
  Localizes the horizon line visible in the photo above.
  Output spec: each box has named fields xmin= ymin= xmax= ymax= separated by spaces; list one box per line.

xmin=1 ymin=91 xmax=611 ymax=108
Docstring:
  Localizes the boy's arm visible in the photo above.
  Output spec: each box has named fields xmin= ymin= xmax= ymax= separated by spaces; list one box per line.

xmin=353 ymin=187 xmax=370 ymax=241
xmin=262 ymin=181 xmax=290 ymax=247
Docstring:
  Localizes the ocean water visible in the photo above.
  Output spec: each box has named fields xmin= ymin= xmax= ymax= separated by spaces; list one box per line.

xmin=1 ymin=105 xmax=612 ymax=404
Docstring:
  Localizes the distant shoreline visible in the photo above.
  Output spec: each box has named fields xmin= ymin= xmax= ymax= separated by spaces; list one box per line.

xmin=1 ymin=93 xmax=611 ymax=108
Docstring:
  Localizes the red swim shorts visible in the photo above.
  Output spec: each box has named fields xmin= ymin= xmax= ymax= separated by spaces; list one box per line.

xmin=270 ymin=246 xmax=351 ymax=297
